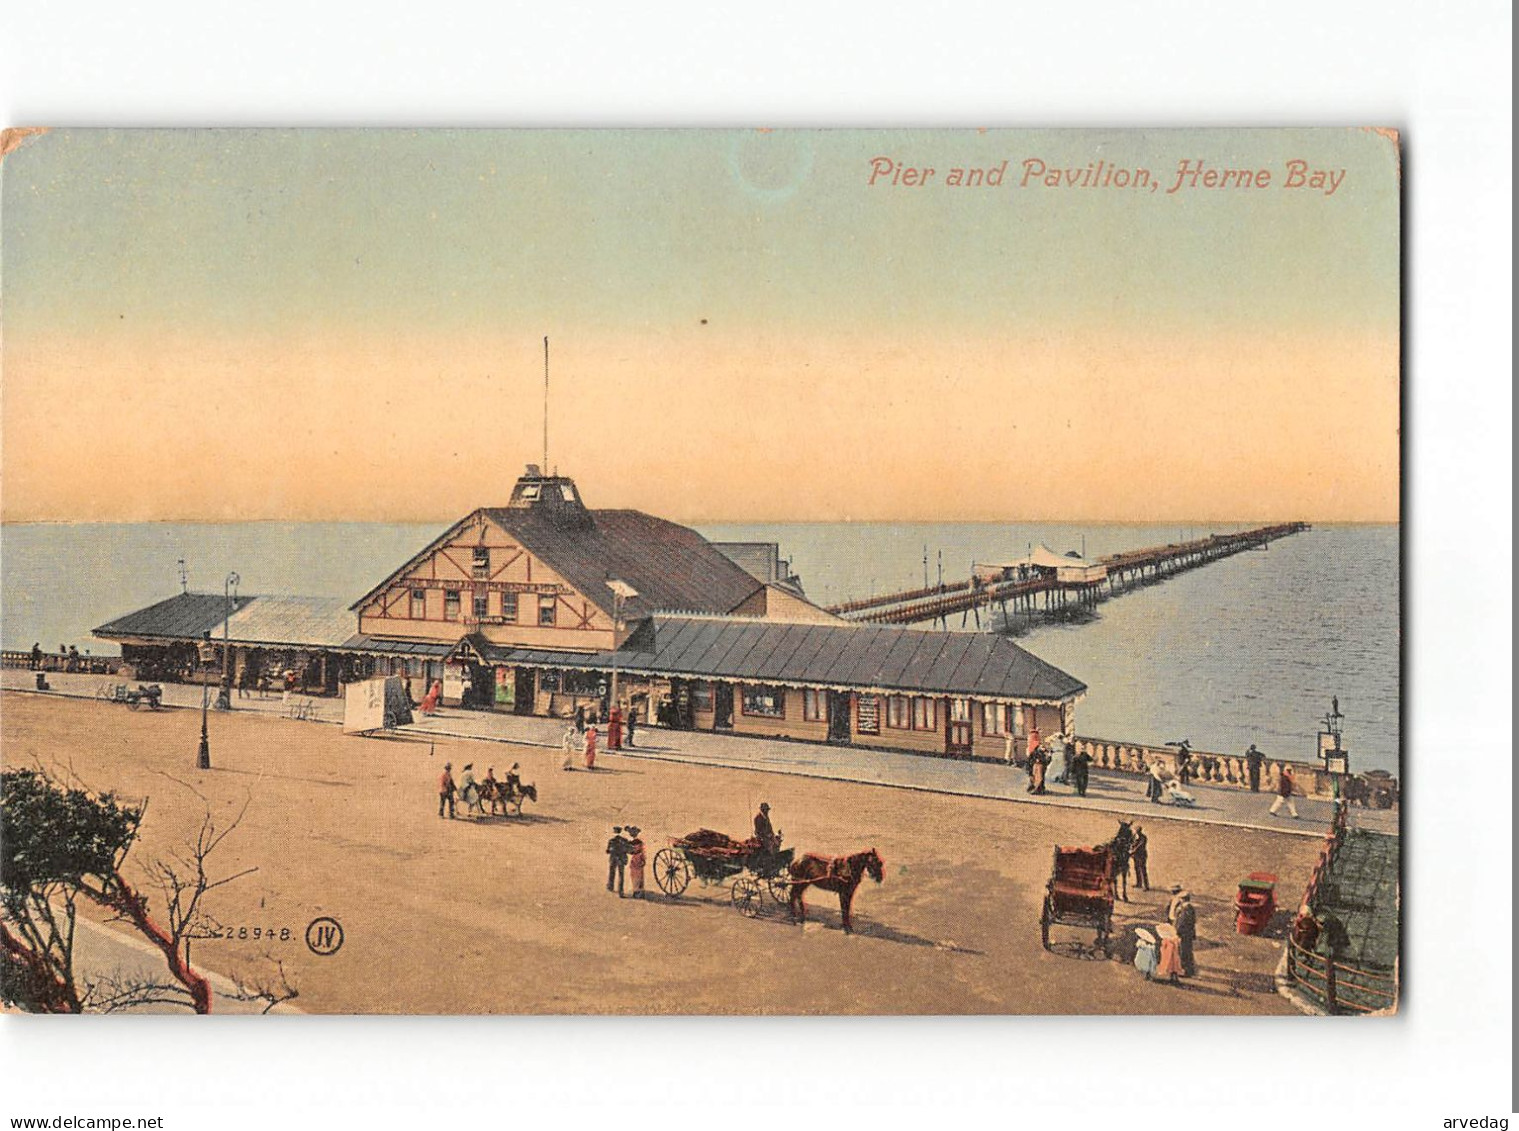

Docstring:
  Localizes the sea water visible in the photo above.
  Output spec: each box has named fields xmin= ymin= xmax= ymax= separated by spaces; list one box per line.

xmin=0 ymin=522 xmax=1399 ymax=773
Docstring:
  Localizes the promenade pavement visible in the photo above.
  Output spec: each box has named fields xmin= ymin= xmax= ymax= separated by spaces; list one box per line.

xmin=12 ymin=913 xmax=302 ymax=1014
xmin=4 ymin=668 xmax=1399 ymax=839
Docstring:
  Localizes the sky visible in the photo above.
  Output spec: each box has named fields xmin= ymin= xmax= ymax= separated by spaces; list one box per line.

xmin=0 ymin=127 xmax=1400 ymax=523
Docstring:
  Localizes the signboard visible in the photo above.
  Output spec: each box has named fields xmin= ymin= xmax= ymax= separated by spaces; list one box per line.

xmin=1324 ymin=750 xmax=1350 ymax=775
xmin=1317 ymin=731 xmax=1339 ymax=757
xmin=343 ymin=677 xmax=413 ymax=734
xmin=857 ymin=694 xmax=881 ymax=735
xmin=443 ymin=664 xmax=467 ymax=702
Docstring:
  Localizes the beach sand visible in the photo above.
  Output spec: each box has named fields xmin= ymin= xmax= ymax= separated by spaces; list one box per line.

xmin=2 ymin=694 xmax=1318 ymax=1015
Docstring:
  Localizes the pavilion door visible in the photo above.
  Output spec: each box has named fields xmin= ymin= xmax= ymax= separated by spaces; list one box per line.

xmin=713 ymin=683 xmax=734 ymax=729
xmin=513 ymin=669 xmax=535 ymax=715
xmin=826 ymin=692 xmax=852 ymax=744
xmin=946 ymin=698 xmax=974 ymax=757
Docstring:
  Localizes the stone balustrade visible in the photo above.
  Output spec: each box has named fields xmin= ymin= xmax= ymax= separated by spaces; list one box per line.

xmin=1071 ymin=734 xmax=1398 ymax=809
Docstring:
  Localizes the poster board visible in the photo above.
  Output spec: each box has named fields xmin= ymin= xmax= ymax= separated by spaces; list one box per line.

xmin=343 ymin=676 xmax=413 ymax=734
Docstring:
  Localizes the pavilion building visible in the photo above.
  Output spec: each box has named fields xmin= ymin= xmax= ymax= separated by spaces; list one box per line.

xmin=94 ymin=467 xmax=1084 ymax=759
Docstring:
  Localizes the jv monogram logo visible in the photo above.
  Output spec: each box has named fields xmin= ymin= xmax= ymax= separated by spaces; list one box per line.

xmin=305 ymin=916 xmax=345 ymax=956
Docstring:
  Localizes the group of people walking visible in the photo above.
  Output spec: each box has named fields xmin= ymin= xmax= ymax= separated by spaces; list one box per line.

xmin=1007 ymin=727 xmax=1093 ymax=797
xmin=560 ymin=702 xmax=641 ymax=771
xmin=29 ymin=642 xmax=95 ymax=673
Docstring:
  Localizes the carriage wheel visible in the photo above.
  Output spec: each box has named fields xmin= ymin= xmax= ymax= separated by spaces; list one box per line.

xmin=128 ymin=698 xmax=142 ymax=711
xmin=768 ymin=875 xmax=792 ymax=904
xmin=731 ymin=877 xmax=763 ymax=918
xmin=653 ymin=849 xmax=691 ymax=897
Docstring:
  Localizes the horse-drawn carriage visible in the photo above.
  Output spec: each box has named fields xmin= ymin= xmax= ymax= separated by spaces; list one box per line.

xmin=653 ymin=829 xmax=795 ymax=916
xmin=1040 ymin=844 xmax=1117 ymax=956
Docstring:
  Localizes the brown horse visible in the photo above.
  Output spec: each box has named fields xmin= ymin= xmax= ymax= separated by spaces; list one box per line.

xmin=787 ymin=849 xmax=884 ymax=934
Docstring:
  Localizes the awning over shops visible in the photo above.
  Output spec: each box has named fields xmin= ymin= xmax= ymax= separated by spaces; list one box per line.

xmin=95 ymin=597 xmax=1085 ymax=707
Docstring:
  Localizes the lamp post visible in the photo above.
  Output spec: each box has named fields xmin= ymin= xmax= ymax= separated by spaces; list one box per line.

xmin=197 ymin=631 xmax=214 ymax=769
xmin=214 ymin=572 xmax=240 ymax=711
xmin=1318 ymin=696 xmax=1348 ymax=809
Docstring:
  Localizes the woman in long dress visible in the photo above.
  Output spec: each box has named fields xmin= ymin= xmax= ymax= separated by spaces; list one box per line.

xmin=626 ymin=827 xmax=646 ymax=898
xmin=561 ymin=725 xmax=578 ymax=770
xmin=459 ymin=763 xmax=482 ymax=817
xmin=584 ymin=724 xmax=599 ymax=770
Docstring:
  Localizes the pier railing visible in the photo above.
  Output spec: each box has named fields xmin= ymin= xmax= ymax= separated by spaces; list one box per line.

xmin=1071 ymin=733 xmax=1398 ymax=809
xmin=1282 ymin=805 xmax=1399 ymax=1014
xmin=828 ymin=522 xmax=1309 ymax=625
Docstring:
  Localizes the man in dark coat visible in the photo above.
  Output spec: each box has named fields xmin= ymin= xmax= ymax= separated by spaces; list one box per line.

xmin=1131 ymin=827 xmax=1150 ymax=890
xmin=753 ymin=803 xmax=780 ymax=853
xmin=1245 ymin=743 xmax=1266 ymax=792
xmin=606 ymin=826 xmax=631 ymax=896
xmin=574 ymin=704 xmax=587 ymax=734
xmin=625 ymin=707 xmax=637 ymax=748
xmin=1171 ymin=891 xmax=1198 ymax=976
xmin=1070 ymin=748 xmax=1093 ymax=797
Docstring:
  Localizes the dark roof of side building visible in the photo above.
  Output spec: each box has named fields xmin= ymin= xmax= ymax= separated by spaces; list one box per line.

xmin=475 ymin=615 xmax=1086 ymax=703
xmin=95 ymin=593 xmax=258 ymax=641
xmin=95 ymin=593 xmax=353 ymax=649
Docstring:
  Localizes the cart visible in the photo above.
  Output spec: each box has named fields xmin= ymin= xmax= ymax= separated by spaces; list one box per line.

xmin=1040 ymin=844 xmax=1116 ymax=956
xmin=652 ymin=828 xmax=796 ymax=917
xmin=1233 ymin=871 xmax=1278 ymax=935
xmin=99 ymin=682 xmax=164 ymax=710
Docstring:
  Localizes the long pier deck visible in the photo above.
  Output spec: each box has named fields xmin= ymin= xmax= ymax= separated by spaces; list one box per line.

xmin=826 ymin=522 xmax=1310 ymax=627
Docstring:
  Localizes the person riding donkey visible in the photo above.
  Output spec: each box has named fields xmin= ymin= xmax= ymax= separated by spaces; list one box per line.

xmin=482 ymin=766 xmax=502 ymax=816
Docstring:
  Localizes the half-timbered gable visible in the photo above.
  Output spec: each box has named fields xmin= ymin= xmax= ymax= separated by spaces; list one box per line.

xmin=350 ymin=468 xmax=768 ymax=653
xmin=352 ymin=510 xmax=618 ymax=650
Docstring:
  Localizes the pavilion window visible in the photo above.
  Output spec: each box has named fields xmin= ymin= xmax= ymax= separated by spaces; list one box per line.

xmin=410 ymin=589 xmax=427 ymax=619
xmin=690 ymin=683 xmax=714 ymax=711
xmin=500 ymin=592 xmax=518 ymax=621
xmin=802 ymin=688 xmax=826 ymax=722
xmin=949 ymin=698 xmax=971 ymax=722
xmin=538 ymin=596 xmax=557 ymax=626
xmin=741 ymin=685 xmax=786 ymax=719
xmin=982 ymin=702 xmax=1008 ymax=736
xmin=561 ymin=670 xmax=604 ymax=695
xmin=444 ymin=590 xmax=461 ymax=621
xmin=886 ymin=696 xmax=910 ymax=729
xmin=472 ymin=547 xmax=490 ymax=578
xmin=473 ymin=592 xmax=490 ymax=619
xmin=912 ymin=697 xmax=938 ymax=731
